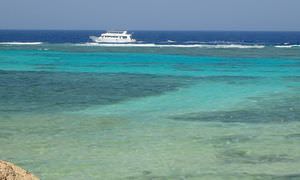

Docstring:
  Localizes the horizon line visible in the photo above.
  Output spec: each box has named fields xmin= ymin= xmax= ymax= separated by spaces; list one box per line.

xmin=0 ymin=29 xmax=300 ymax=32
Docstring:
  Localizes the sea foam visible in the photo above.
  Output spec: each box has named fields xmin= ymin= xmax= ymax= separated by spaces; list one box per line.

xmin=0 ymin=42 xmax=43 ymax=45
xmin=76 ymin=43 xmax=265 ymax=49
xmin=275 ymin=45 xmax=300 ymax=48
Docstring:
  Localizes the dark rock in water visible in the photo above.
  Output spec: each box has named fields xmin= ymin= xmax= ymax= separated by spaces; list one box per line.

xmin=282 ymin=76 xmax=300 ymax=82
xmin=198 ymin=75 xmax=263 ymax=85
xmin=0 ymin=70 xmax=197 ymax=113
xmin=220 ymin=149 xmax=292 ymax=164
xmin=285 ymin=133 xmax=300 ymax=139
xmin=0 ymin=160 xmax=39 ymax=180
xmin=244 ymin=173 xmax=300 ymax=180
xmin=171 ymin=108 xmax=299 ymax=123
xmin=170 ymin=94 xmax=300 ymax=123
xmin=142 ymin=170 xmax=152 ymax=175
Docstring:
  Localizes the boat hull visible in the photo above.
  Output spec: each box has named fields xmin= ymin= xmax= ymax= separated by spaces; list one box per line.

xmin=89 ymin=36 xmax=136 ymax=44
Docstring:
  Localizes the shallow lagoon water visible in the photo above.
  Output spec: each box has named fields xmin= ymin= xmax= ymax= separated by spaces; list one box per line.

xmin=0 ymin=44 xmax=300 ymax=179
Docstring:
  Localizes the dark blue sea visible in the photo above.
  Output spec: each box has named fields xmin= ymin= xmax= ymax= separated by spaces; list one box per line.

xmin=1 ymin=30 xmax=300 ymax=45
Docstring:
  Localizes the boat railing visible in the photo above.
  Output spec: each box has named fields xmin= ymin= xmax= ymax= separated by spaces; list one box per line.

xmin=106 ymin=31 xmax=128 ymax=34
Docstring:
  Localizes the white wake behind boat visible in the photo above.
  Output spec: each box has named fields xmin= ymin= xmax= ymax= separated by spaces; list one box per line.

xmin=90 ymin=31 xmax=136 ymax=43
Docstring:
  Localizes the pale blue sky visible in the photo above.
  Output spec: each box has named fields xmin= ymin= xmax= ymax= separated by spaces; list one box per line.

xmin=1 ymin=0 xmax=299 ymax=31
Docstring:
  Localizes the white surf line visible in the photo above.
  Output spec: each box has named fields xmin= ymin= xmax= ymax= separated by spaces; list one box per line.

xmin=75 ymin=43 xmax=265 ymax=49
xmin=0 ymin=42 xmax=43 ymax=45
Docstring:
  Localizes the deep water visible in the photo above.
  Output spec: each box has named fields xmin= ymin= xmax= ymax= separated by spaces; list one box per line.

xmin=1 ymin=30 xmax=300 ymax=45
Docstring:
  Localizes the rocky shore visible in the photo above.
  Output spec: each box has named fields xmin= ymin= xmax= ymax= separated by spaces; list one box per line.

xmin=0 ymin=160 xmax=39 ymax=180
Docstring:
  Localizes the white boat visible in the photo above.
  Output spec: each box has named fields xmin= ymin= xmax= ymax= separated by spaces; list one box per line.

xmin=90 ymin=31 xmax=136 ymax=43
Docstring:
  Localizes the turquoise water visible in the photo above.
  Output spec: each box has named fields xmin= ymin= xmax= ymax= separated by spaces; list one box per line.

xmin=0 ymin=44 xmax=300 ymax=179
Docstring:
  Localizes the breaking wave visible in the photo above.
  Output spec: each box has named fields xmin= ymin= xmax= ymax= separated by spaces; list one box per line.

xmin=76 ymin=43 xmax=265 ymax=49
xmin=275 ymin=45 xmax=300 ymax=48
xmin=0 ymin=42 xmax=43 ymax=45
